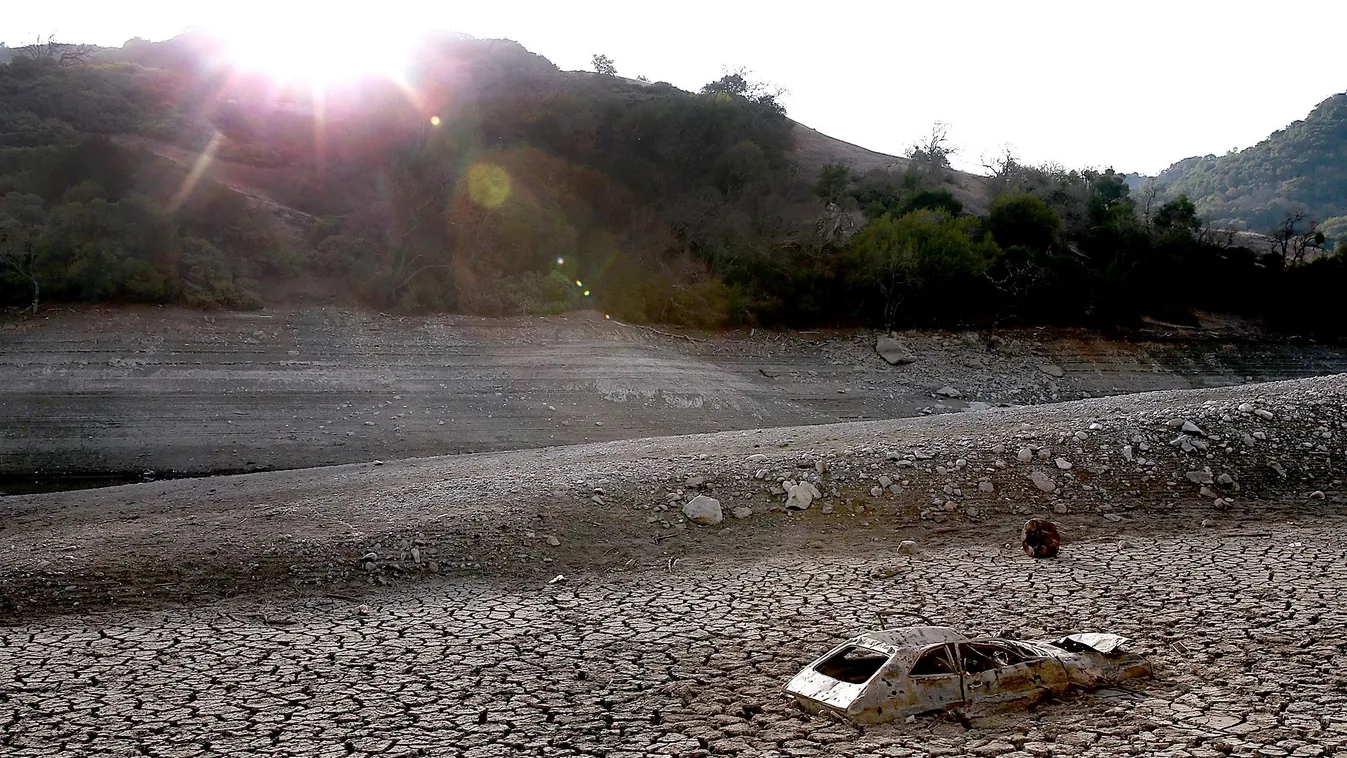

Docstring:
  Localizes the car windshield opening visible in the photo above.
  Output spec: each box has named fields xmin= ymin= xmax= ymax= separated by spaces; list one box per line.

xmin=815 ymin=646 xmax=890 ymax=684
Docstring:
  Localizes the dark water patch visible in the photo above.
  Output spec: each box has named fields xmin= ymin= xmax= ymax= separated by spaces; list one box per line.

xmin=0 ymin=468 xmax=274 ymax=496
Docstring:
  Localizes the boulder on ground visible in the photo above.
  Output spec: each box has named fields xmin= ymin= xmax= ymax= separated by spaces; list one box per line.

xmin=682 ymin=495 xmax=723 ymax=526
xmin=875 ymin=336 xmax=916 ymax=365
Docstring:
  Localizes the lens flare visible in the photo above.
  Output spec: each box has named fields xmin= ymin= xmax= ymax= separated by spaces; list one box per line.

xmin=467 ymin=163 xmax=511 ymax=208
xmin=430 ymin=116 xmax=441 ymax=126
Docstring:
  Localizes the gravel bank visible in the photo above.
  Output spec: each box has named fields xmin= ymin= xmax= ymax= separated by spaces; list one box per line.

xmin=2 ymin=374 xmax=1342 ymax=621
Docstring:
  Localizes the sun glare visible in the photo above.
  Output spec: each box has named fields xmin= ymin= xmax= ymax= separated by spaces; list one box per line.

xmin=218 ymin=15 xmax=410 ymax=86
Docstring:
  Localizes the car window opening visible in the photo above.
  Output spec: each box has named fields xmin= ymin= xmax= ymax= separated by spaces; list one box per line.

xmin=959 ymin=642 xmax=1036 ymax=673
xmin=909 ymin=645 xmax=957 ymax=675
xmin=815 ymin=646 xmax=890 ymax=684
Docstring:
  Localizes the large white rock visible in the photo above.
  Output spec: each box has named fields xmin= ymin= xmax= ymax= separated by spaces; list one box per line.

xmin=682 ymin=495 xmax=723 ymax=526
xmin=785 ymin=482 xmax=821 ymax=510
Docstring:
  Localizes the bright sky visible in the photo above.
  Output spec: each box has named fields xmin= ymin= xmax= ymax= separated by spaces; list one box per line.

xmin=7 ymin=0 xmax=1345 ymax=175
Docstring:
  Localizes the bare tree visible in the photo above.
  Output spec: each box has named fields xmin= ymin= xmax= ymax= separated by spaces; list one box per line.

xmin=1270 ymin=210 xmax=1325 ymax=268
xmin=19 ymin=35 xmax=97 ymax=67
xmin=906 ymin=122 xmax=957 ymax=184
xmin=0 ymin=194 xmax=47 ymax=314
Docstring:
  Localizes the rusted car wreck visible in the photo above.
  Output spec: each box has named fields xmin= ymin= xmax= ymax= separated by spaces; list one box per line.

xmin=786 ymin=626 xmax=1151 ymax=723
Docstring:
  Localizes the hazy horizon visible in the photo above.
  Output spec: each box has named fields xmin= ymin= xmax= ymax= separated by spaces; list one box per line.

xmin=5 ymin=0 xmax=1346 ymax=176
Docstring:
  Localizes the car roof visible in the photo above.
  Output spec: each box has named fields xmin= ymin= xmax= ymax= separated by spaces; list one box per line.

xmin=848 ymin=626 xmax=968 ymax=671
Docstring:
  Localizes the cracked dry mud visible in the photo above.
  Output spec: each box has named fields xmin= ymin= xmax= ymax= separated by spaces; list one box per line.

xmin=3 ymin=346 xmax=1346 ymax=755
xmin=4 ymin=520 xmax=1346 ymax=758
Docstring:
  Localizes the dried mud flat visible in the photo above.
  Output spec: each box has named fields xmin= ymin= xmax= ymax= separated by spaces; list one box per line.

xmin=3 ymin=306 xmax=1347 ymax=484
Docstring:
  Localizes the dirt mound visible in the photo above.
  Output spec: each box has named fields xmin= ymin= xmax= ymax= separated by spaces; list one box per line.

xmin=2 ymin=374 xmax=1342 ymax=622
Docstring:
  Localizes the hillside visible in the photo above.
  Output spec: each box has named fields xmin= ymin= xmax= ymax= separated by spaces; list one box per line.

xmin=2 ymin=32 xmax=1346 ymax=335
xmin=1154 ymin=92 xmax=1347 ymax=242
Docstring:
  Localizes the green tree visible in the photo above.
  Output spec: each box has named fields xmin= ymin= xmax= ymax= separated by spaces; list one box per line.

xmin=987 ymin=193 xmax=1061 ymax=252
xmin=1152 ymin=194 xmax=1201 ymax=237
xmin=590 ymin=54 xmax=616 ymax=76
xmin=814 ymin=163 xmax=852 ymax=206
xmin=845 ymin=210 xmax=997 ymax=329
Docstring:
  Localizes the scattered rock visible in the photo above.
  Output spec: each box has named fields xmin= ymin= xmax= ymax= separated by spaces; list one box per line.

xmin=1309 ymin=490 xmax=1326 ymax=501
xmin=897 ymin=540 xmax=918 ymax=555
xmin=1055 ymin=457 xmax=1072 ymax=470
xmin=1255 ymin=409 xmax=1275 ymax=420
xmin=1181 ymin=421 xmax=1207 ymax=436
xmin=875 ymin=336 xmax=916 ymax=365
xmin=1016 ymin=447 xmax=1033 ymax=463
xmin=785 ymin=482 xmax=821 ymax=510
xmin=682 ymin=495 xmax=723 ymax=526
xmin=1186 ymin=471 xmax=1214 ymax=485
xmin=1122 ymin=445 xmax=1134 ymax=461
xmin=731 ymin=506 xmax=753 ymax=520
xmin=1039 ymin=364 xmax=1065 ymax=378
xmin=1029 ymin=470 xmax=1057 ymax=493
xmin=935 ymin=386 xmax=962 ymax=398
xmin=978 ymin=480 xmax=995 ymax=493
xmin=1217 ymin=473 xmax=1234 ymax=486
xmin=546 ymin=535 xmax=561 ymax=547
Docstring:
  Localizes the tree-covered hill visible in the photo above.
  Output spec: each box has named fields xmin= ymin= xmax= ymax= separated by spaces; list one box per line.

xmin=1 ymin=33 xmax=1344 ymax=335
xmin=1155 ymin=92 xmax=1347 ymax=242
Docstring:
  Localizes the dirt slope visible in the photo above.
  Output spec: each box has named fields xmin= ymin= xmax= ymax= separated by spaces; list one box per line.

xmin=4 ymin=307 xmax=1347 ymax=488
xmin=2 ymin=373 xmax=1342 ymax=621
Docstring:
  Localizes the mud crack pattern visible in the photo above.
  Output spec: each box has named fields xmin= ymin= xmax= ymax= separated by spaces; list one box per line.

xmin=4 ymin=520 xmax=1345 ymax=757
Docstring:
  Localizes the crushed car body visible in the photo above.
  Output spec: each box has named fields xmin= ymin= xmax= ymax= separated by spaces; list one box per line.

xmin=785 ymin=626 xmax=1151 ymax=723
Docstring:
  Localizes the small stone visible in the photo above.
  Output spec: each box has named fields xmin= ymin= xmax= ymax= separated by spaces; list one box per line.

xmin=1199 ymin=486 xmax=1218 ymax=499
xmin=1030 ymin=470 xmax=1057 ymax=493
xmin=1213 ymin=498 xmax=1229 ymax=510
xmin=1122 ymin=445 xmax=1134 ymax=461
xmin=1255 ymin=408 xmax=1275 ymax=420
xmin=682 ymin=495 xmax=723 ymax=526
xmin=1186 ymin=471 xmax=1214 ymax=484
xmin=1309 ymin=490 xmax=1326 ymax=500
xmin=878 ymin=475 xmax=893 ymax=487
xmin=1201 ymin=519 xmax=1216 ymax=527
xmin=1238 ymin=403 xmax=1252 ymax=413
xmin=935 ymin=386 xmax=962 ymax=398
xmin=897 ymin=540 xmax=918 ymax=555
xmin=1217 ymin=473 xmax=1234 ymax=486
xmin=1055 ymin=457 xmax=1072 ymax=470
xmin=1181 ymin=421 xmax=1206 ymax=436
xmin=1039 ymin=364 xmax=1065 ymax=378
xmin=731 ymin=506 xmax=753 ymax=519
xmin=1053 ymin=503 xmax=1069 ymax=515
xmin=978 ymin=480 xmax=995 ymax=493
xmin=546 ymin=535 xmax=561 ymax=547
xmin=1016 ymin=447 xmax=1033 ymax=463
xmin=991 ymin=444 xmax=1005 ymax=454
xmin=870 ymin=486 xmax=883 ymax=498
